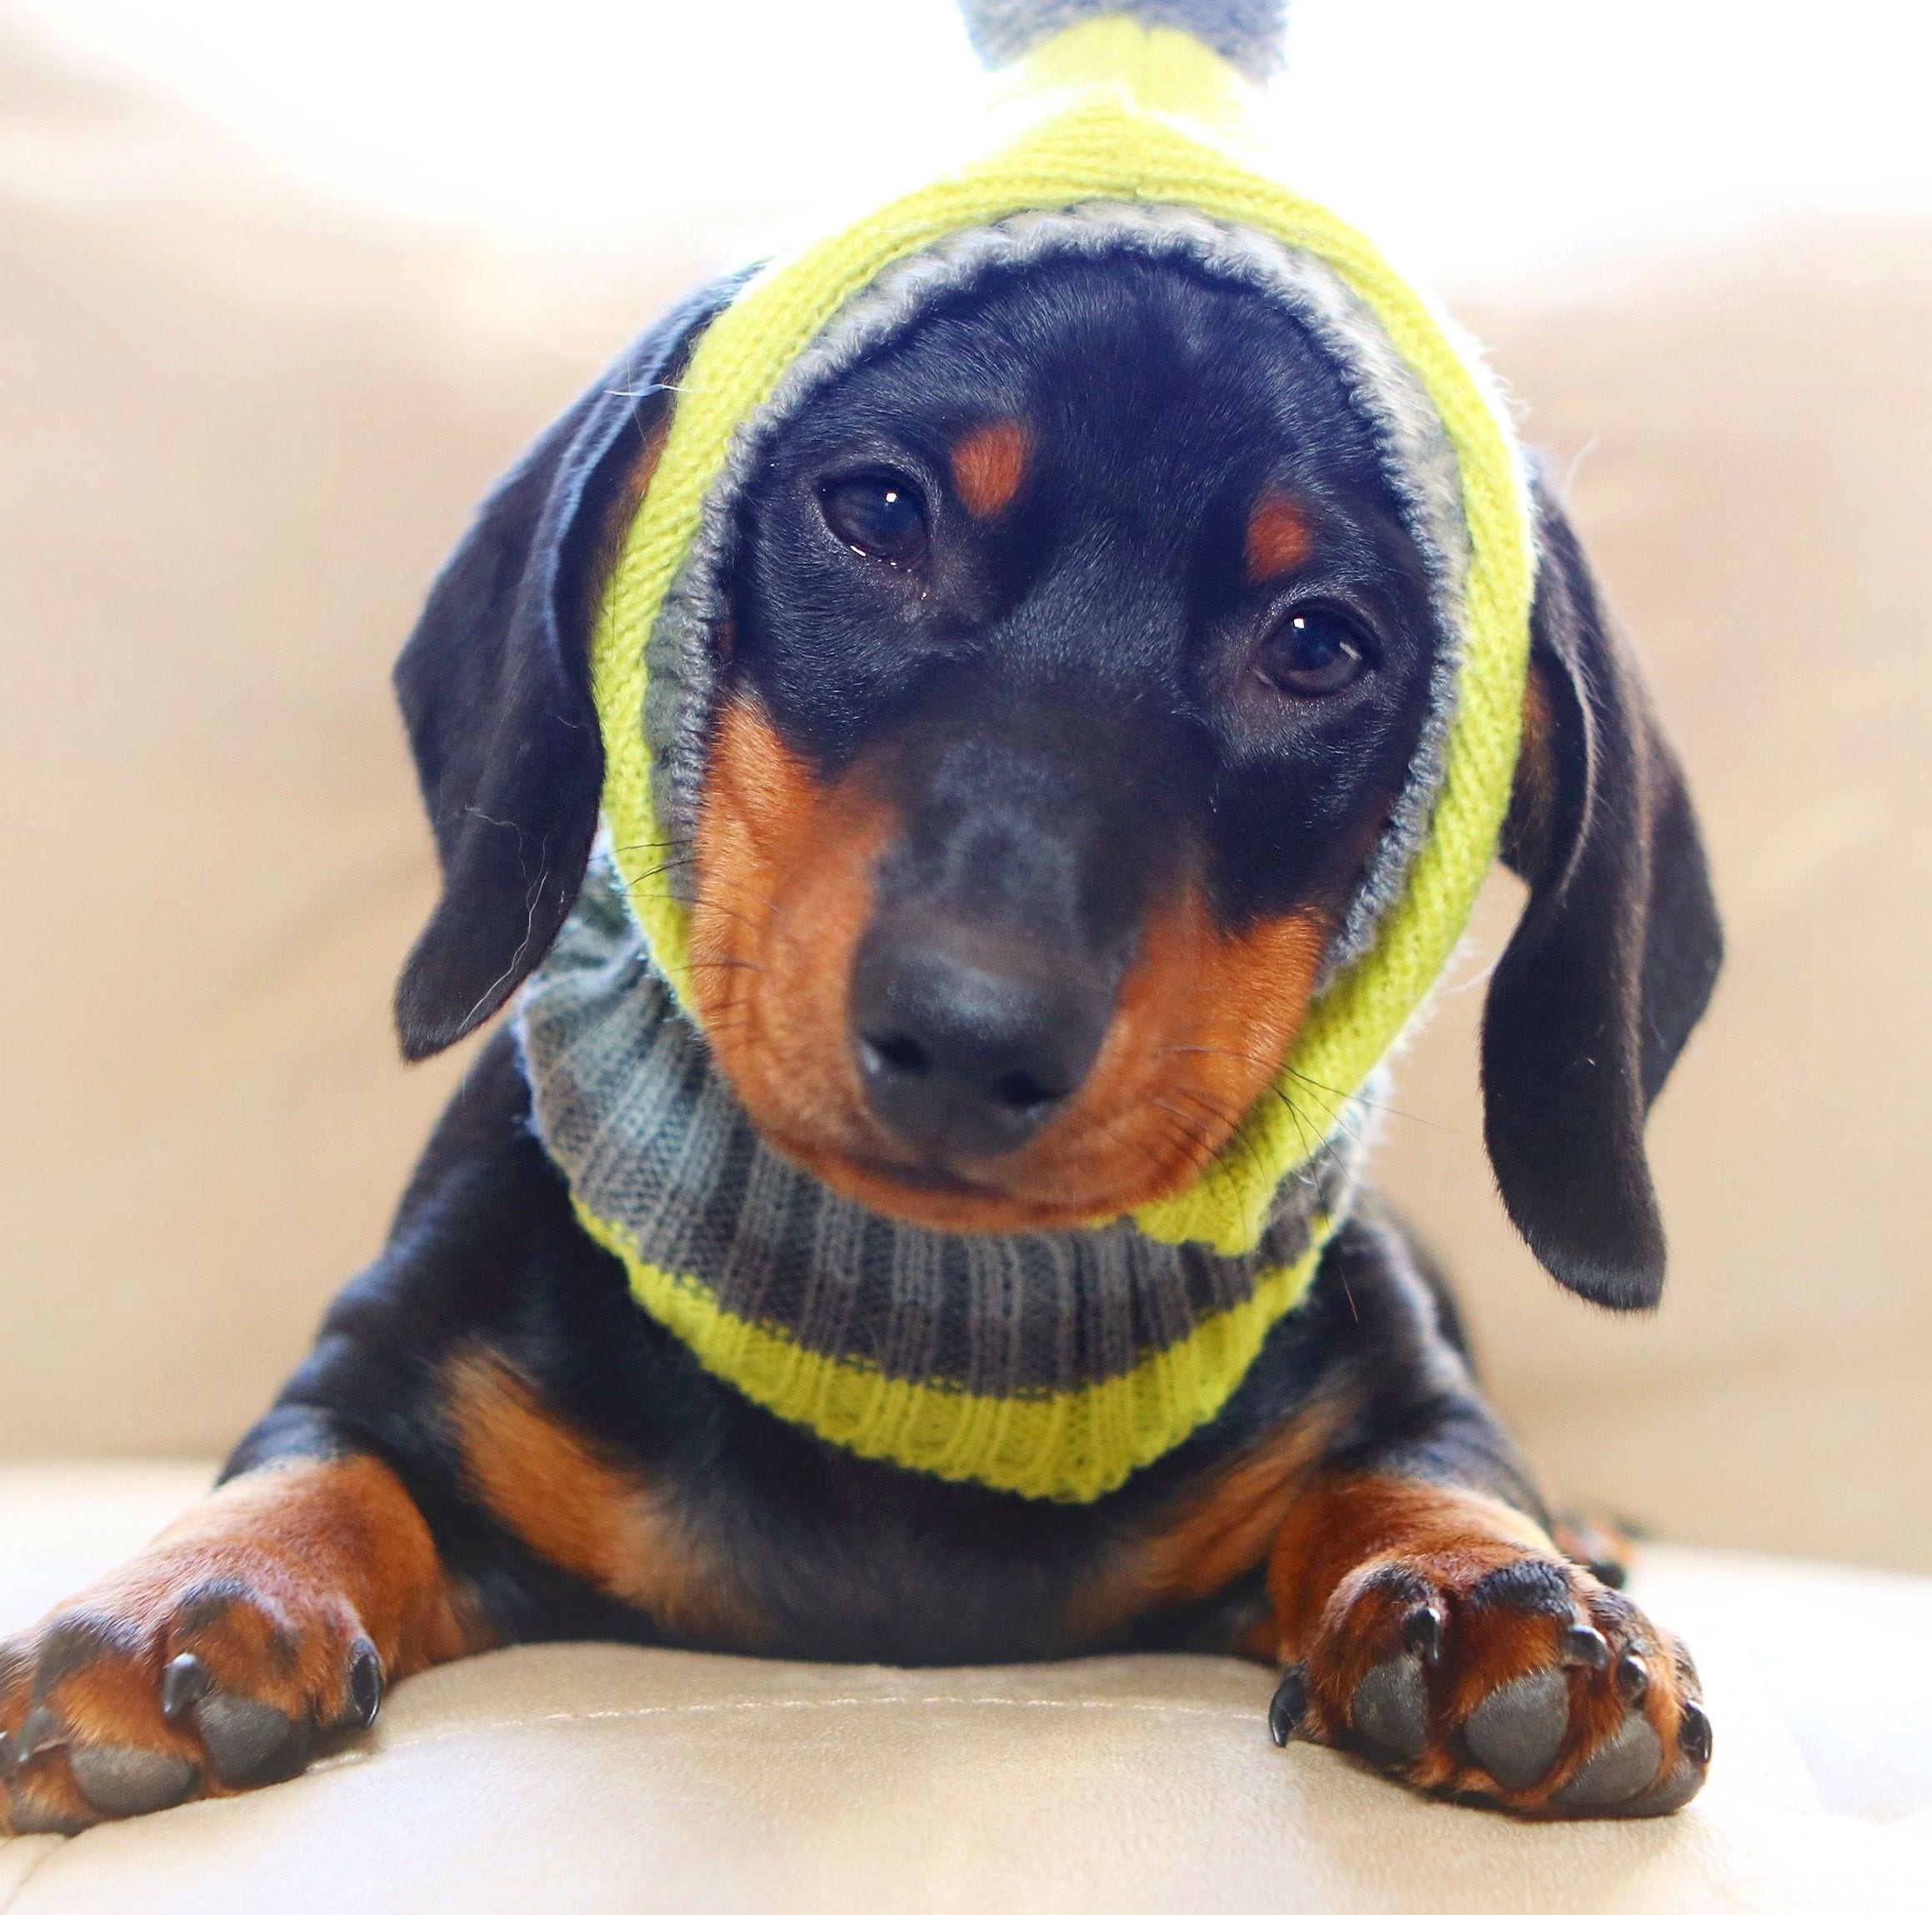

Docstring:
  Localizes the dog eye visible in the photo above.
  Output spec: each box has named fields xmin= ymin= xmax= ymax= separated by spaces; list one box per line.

xmin=1256 ymin=606 xmax=1373 ymax=698
xmin=821 ymin=472 xmax=930 ymax=567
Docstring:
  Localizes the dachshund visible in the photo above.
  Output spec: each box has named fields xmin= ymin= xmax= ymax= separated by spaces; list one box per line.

xmin=0 ymin=249 xmax=1721 ymax=1832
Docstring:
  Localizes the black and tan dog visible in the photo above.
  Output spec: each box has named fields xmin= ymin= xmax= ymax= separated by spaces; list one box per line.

xmin=0 ymin=229 xmax=1721 ymax=1832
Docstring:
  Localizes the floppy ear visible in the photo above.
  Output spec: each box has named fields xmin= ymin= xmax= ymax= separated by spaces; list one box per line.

xmin=392 ymin=275 xmax=742 ymax=1060
xmin=1481 ymin=472 xmax=1723 ymax=1309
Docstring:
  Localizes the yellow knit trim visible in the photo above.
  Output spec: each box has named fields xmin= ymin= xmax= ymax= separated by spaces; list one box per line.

xmin=575 ymin=1193 xmax=1334 ymax=1504
xmin=591 ymin=24 xmax=1532 ymax=1261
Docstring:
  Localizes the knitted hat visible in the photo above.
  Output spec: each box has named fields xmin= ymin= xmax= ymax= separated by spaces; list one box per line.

xmin=591 ymin=0 xmax=1535 ymax=1258
xmin=520 ymin=1 xmax=1537 ymax=1499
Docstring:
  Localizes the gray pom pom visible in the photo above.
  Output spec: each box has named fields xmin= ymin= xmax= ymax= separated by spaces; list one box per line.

xmin=960 ymin=2 xmax=1290 ymax=83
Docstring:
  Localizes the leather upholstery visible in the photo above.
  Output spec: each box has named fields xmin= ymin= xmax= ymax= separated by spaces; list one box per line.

xmin=2 ymin=1466 xmax=1928 ymax=1912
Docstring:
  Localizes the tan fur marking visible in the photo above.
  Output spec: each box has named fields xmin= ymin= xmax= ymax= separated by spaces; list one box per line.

xmin=132 ymin=1458 xmax=473 ymax=1678
xmin=446 ymin=1348 xmax=756 ymax=1644
xmin=1066 ymin=1398 xmax=1349 ymax=1639
xmin=1245 ymin=492 xmax=1313 ymax=582
xmin=689 ymin=695 xmax=899 ymax=1204
xmin=951 ymin=419 xmax=1031 ymax=518
xmin=1268 ymin=1474 xmax=1554 ymax=1658
xmin=597 ymin=410 xmax=671 ymax=572
xmin=1502 ymin=658 xmax=1557 ymax=872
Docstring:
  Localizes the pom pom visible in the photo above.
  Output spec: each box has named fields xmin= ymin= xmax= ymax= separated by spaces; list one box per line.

xmin=960 ymin=2 xmax=1290 ymax=83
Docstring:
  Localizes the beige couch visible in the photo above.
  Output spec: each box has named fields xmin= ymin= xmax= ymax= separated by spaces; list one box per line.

xmin=2 ymin=1466 xmax=1930 ymax=1912
xmin=5 ymin=22 xmax=1932 ymax=1909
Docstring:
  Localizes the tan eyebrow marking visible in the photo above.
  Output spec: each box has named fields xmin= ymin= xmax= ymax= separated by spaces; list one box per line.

xmin=1246 ymin=492 xmax=1313 ymax=582
xmin=951 ymin=419 xmax=1031 ymax=518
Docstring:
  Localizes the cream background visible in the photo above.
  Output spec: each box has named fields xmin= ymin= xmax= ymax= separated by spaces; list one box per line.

xmin=2 ymin=21 xmax=1929 ymax=1571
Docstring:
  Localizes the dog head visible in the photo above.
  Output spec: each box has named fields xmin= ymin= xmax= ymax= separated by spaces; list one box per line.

xmin=392 ymin=255 xmax=1719 ymax=1309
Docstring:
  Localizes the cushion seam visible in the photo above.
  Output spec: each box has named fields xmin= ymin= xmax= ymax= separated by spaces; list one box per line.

xmin=0 ymin=1835 xmax=70 ymax=1912
xmin=307 ymin=1692 xmax=1266 ymax=1767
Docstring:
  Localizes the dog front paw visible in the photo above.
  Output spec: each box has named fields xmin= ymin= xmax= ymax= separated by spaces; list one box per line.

xmin=1 ymin=1492 xmax=387 ymax=1832
xmin=1268 ymin=1546 xmax=1710 ymax=1818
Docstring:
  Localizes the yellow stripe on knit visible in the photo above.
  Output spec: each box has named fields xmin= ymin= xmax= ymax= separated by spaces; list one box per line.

xmin=994 ymin=13 xmax=1255 ymax=130
xmin=592 ymin=21 xmax=1532 ymax=1264
xmin=574 ymin=1194 xmax=1335 ymax=1504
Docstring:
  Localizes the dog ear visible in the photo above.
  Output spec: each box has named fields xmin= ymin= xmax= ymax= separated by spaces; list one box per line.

xmin=1480 ymin=472 xmax=1723 ymax=1309
xmin=392 ymin=277 xmax=741 ymax=1061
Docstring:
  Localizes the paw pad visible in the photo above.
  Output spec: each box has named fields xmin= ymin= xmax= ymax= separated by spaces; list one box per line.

xmin=1553 ymin=1711 xmax=1664 ymax=1810
xmin=67 ymin=1744 xmax=197 ymax=1818
xmin=1350 ymin=1655 xmax=1429 ymax=1762
xmin=192 ymin=1690 xmax=311 ymax=1788
xmin=1461 ymin=1667 xmax=1570 ymax=1790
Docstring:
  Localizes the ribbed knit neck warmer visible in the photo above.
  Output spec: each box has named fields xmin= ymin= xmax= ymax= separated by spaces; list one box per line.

xmin=520 ymin=855 xmax=1372 ymax=1502
xmin=515 ymin=2 xmax=1536 ymax=1502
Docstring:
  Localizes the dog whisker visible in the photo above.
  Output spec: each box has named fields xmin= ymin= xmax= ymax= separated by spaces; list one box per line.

xmin=623 ymin=856 xmax=701 ymax=887
xmin=1147 ymin=1098 xmax=1218 ymax=1152
xmin=1280 ymin=1066 xmax=1454 ymax=1139
xmin=1158 ymin=1043 xmax=1450 ymax=1139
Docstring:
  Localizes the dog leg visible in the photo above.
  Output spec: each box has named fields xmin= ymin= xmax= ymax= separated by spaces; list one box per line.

xmin=0 ymin=1452 xmax=477 ymax=1832
xmin=1264 ymin=1469 xmax=1710 ymax=1818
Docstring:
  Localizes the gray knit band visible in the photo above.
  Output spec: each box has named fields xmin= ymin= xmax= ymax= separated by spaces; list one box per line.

xmin=517 ymin=856 xmax=1371 ymax=1402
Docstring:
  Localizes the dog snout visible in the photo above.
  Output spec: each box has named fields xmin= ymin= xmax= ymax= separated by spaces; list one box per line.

xmin=851 ymin=910 xmax=1114 ymax=1162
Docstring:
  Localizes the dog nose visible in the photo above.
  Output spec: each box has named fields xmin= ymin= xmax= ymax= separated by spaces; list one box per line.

xmin=851 ymin=913 xmax=1114 ymax=1162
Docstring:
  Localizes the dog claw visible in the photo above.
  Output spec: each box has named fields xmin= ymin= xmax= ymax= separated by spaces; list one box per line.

xmin=1680 ymin=1698 xmax=1713 ymax=1766
xmin=11 ymin=1706 xmax=65 ymax=1766
xmin=1615 ymin=1649 xmax=1650 ymax=1706
xmin=1268 ymin=1666 xmax=1308 ymax=1747
xmin=345 ymin=1641 xmax=383 ymax=1732
xmin=1462 ymin=1668 xmax=1570 ymax=1791
xmin=1400 ymin=1605 xmax=1443 ymax=1664
xmin=1554 ymin=1712 xmax=1665 ymax=1810
xmin=1351 ymin=1656 xmax=1428 ymax=1763
xmin=161 ymin=1652 xmax=209 ymax=1722
xmin=192 ymin=1691 xmax=309 ymax=1787
xmin=1560 ymin=1624 xmax=1610 ymax=1669
xmin=68 ymin=1743 xmax=197 ymax=1818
